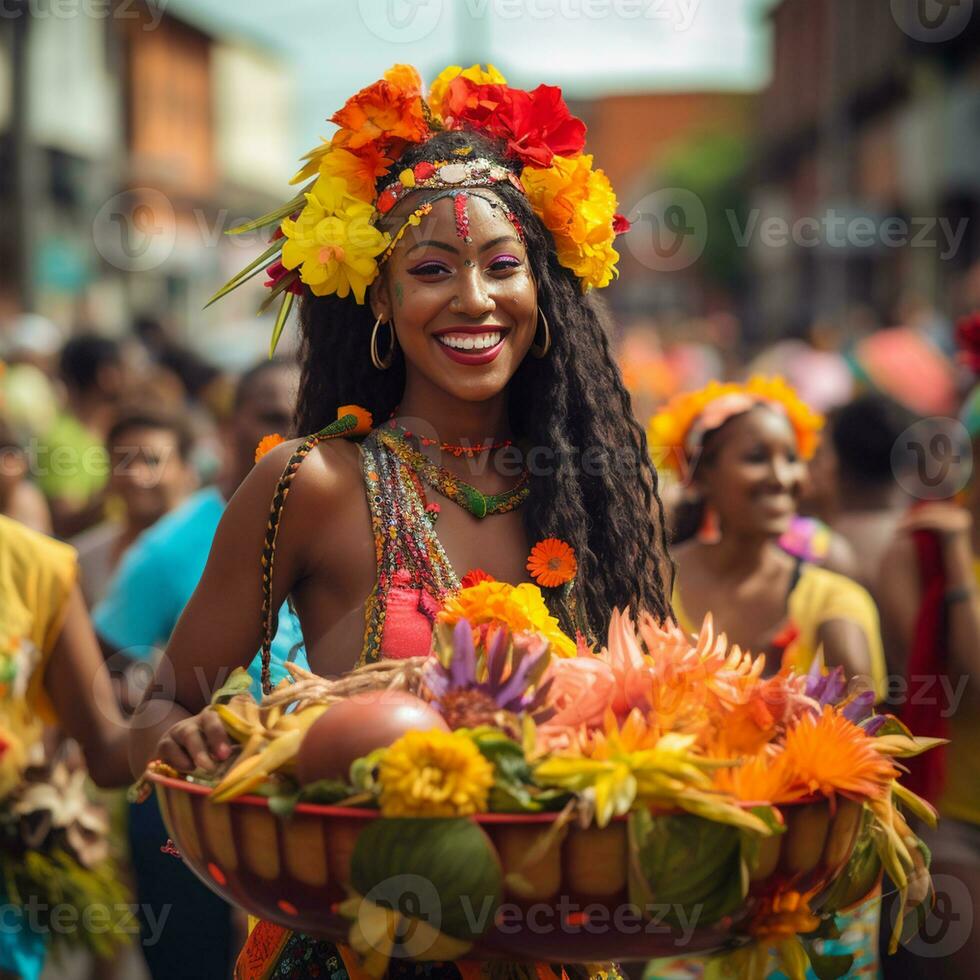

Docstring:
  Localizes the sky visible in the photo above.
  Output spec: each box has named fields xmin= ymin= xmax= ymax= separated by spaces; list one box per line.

xmin=167 ymin=0 xmax=781 ymax=157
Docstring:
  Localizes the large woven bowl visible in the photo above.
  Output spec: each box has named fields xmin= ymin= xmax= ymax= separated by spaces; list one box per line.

xmin=149 ymin=772 xmax=861 ymax=962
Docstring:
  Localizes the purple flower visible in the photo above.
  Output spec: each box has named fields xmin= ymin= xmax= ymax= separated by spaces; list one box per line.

xmin=804 ymin=659 xmax=882 ymax=730
xmin=424 ymin=619 xmax=554 ymax=721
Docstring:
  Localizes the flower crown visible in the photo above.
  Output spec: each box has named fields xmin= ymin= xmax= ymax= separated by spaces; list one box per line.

xmin=210 ymin=64 xmax=631 ymax=354
xmin=648 ymin=376 xmax=825 ymax=477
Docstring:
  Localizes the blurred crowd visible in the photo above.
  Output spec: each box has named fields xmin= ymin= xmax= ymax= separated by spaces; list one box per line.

xmin=2 ymin=264 xmax=980 ymax=977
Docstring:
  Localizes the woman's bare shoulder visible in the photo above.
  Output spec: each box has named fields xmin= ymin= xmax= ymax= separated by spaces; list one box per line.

xmin=220 ymin=436 xmax=366 ymax=541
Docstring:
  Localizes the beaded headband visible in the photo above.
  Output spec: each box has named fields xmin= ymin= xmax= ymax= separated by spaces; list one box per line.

xmin=209 ymin=63 xmax=632 ymax=355
xmin=647 ymin=377 xmax=825 ymax=478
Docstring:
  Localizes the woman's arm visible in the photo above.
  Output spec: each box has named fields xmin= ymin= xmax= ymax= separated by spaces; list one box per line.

xmin=900 ymin=504 xmax=980 ymax=687
xmin=44 ymin=584 xmax=131 ymax=787
xmin=816 ymin=618 xmax=874 ymax=689
xmin=128 ymin=439 xmax=343 ymax=776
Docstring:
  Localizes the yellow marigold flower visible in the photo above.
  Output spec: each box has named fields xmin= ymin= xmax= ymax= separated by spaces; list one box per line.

xmin=522 ymin=154 xmax=620 ymax=291
xmin=427 ymin=63 xmax=507 ymax=122
xmin=439 ymin=580 xmax=576 ymax=658
xmin=378 ymin=730 xmax=494 ymax=818
xmin=254 ymin=433 xmax=285 ymax=463
xmin=280 ymin=175 xmax=391 ymax=303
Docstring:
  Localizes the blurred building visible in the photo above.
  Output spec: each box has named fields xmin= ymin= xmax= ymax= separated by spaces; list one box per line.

xmin=581 ymin=90 xmax=755 ymax=319
xmin=0 ymin=1 xmax=294 ymax=360
xmin=744 ymin=0 xmax=980 ymax=345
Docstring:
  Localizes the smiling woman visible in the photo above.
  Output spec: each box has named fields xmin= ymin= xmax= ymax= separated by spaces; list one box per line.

xmin=129 ymin=64 xmax=672 ymax=979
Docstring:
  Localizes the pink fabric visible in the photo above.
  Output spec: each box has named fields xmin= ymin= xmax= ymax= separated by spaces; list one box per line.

xmin=379 ymin=569 xmax=441 ymax=659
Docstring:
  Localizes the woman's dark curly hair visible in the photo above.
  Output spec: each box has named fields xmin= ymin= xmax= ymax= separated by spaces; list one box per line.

xmin=293 ymin=129 xmax=675 ymax=630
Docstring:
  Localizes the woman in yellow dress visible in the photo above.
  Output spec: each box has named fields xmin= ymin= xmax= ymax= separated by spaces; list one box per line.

xmin=0 ymin=513 xmax=130 ymax=979
xmin=646 ymin=378 xmax=886 ymax=978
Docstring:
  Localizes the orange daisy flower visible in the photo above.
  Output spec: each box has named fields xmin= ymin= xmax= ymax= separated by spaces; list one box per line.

xmin=527 ymin=538 xmax=577 ymax=588
xmin=337 ymin=404 xmax=373 ymax=436
xmin=254 ymin=433 xmax=285 ymax=463
xmin=781 ymin=706 xmax=899 ymax=802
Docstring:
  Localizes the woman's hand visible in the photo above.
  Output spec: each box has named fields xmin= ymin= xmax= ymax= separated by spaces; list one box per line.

xmin=900 ymin=501 xmax=972 ymax=539
xmin=155 ymin=707 xmax=233 ymax=774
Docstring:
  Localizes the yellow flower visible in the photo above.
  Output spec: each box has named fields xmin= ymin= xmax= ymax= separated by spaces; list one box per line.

xmin=280 ymin=175 xmax=391 ymax=303
xmin=521 ymin=154 xmax=620 ymax=290
xmin=535 ymin=711 xmax=768 ymax=831
xmin=378 ymin=730 xmax=494 ymax=818
xmin=427 ymin=64 xmax=507 ymax=122
xmin=439 ymin=580 xmax=576 ymax=658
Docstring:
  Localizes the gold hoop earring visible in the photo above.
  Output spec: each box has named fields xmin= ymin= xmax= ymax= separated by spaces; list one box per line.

xmin=531 ymin=310 xmax=551 ymax=358
xmin=370 ymin=315 xmax=396 ymax=370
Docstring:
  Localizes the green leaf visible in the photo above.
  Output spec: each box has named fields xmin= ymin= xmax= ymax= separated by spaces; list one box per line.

xmin=203 ymin=239 xmax=283 ymax=308
xmin=210 ymin=667 xmax=254 ymax=705
xmin=469 ymin=729 xmax=569 ymax=813
xmin=350 ymin=818 xmax=502 ymax=941
xmin=297 ymin=778 xmax=353 ymax=805
xmin=226 ymin=183 xmax=314 ymax=235
xmin=268 ymin=290 xmax=295 ymax=357
xmin=629 ymin=809 xmax=745 ymax=925
xmin=268 ymin=792 xmax=300 ymax=819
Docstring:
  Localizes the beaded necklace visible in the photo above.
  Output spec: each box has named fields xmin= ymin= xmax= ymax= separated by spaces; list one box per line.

xmin=383 ymin=419 xmax=513 ymax=458
xmin=375 ymin=427 xmax=529 ymax=520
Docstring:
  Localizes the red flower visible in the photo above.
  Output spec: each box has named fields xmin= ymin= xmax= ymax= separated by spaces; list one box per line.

xmin=956 ymin=311 xmax=980 ymax=375
xmin=264 ymin=259 xmax=303 ymax=295
xmin=443 ymin=80 xmax=586 ymax=168
xmin=460 ymin=568 xmax=495 ymax=589
xmin=613 ymin=213 xmax=632 ymax=235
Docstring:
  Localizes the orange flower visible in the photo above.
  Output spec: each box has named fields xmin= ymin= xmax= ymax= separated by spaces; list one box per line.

xmin=781 ymin=706 xmax=899 ymax=802
xmin=712 ymin=746 xmax=802 ymax=805
xmin=254 ymin=433 xmax=285 ymax=463
xmin=337 ymin=404 xmax=373 ymax=436
xmin=331 ymin=64 xmax=428 ymax=152
xmin=316 ymin=144 xmax=394 ymax=202
xmin=748 ymin=889 xmax=821 ymax=940
xmin=527 ymin=538 xmax=577 ymax=587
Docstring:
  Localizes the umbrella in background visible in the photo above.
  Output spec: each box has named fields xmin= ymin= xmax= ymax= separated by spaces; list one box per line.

xmin=851 ymin=327 xmax=957 ymax=416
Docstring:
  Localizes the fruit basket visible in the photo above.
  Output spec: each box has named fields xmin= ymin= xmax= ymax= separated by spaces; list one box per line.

xmin=149 ymin=772 xmax=864 ymax=963
xmin=142 ymin=583 xmax=939 ymax=975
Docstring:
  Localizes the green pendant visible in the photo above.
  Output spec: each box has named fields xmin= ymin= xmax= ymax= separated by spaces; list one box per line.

xmin=378 ymin=429 xmax=528 ymax=519
xmin=464 ymin=485 xmax=489 ymax=519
